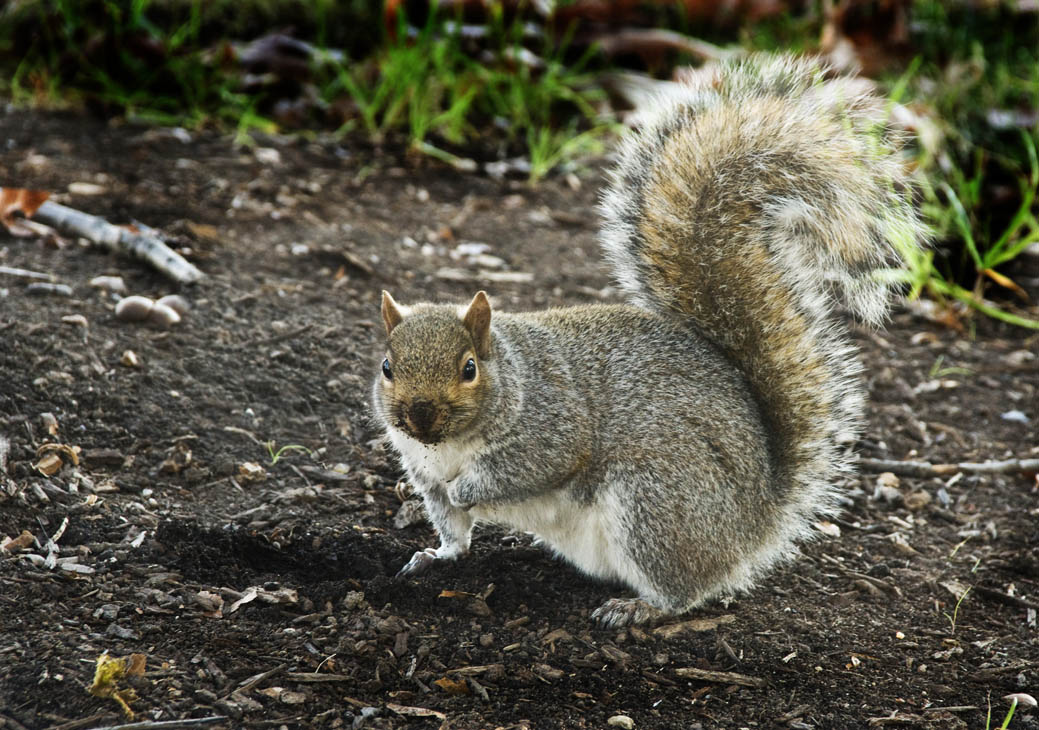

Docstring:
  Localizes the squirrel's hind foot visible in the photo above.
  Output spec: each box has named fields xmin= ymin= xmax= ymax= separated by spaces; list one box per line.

xmin=591 ymin=598 xmax=664 ymax=628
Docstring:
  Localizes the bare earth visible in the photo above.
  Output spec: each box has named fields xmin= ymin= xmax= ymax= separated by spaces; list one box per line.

xmin=1 ymin=109 xmax=1038 ymax=730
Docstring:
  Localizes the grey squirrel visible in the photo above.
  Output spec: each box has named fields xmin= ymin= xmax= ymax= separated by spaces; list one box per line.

xmin=371 ymin=53 xmax=926 ymax=627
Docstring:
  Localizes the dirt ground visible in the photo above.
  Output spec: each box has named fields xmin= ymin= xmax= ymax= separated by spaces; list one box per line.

xmin=1 ymin=108 xmax=1038 ymax=730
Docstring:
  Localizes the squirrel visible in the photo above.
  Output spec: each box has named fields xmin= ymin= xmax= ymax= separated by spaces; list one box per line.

xmin=371 ymin=53 xmax=926 ymax=627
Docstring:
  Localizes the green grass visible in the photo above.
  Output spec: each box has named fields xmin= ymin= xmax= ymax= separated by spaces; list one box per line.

xmin=266 ymin=441 xmax=312 ymax=466
xmin=987 ymin=693 xmax=1037 ymax=730
xmin=1 ymin=0 xmax=608 ymax=180
xmin=322 ymin=8 xmax=610 ymax=179
xmin=894 ymin=1 xmax=1039 ymax=328
xmin=1 ymin=0 xmax=1037 ymax=323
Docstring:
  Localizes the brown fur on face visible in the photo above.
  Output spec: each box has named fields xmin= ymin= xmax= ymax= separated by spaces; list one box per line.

xmin=376 ymin=294 xmax=491 ymax=444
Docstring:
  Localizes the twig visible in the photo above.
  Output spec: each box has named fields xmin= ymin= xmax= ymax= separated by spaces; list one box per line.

xmin=0 ymin=265 xmax=54 ymax=281
xmin=972 ymin=585 xmax=1039 ymax=611
xmin=26 ymin=282 xmax=73 ymax=296
xmin=674 ymin=666 xmax=766 ymax=688
xmin=31 ymin=200 xmax=203 ymax=284
xmin=595 ymin=29 xmax=738 ymax=63
xmin=859 ymin=457 xmax=1039 ymax=478
xmin=44 ymin=714 xmax=117 ymax=730
xmin=83 ymin=717 xmax=227 ymax=730
xmin=219 ymin=662 xmax=289 ymax=701
xmin=284 ymin=672 xmax=354 ymax=683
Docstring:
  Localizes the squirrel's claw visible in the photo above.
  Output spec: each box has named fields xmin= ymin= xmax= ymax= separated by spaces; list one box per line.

xmin=591 ymin=598 xmax=663 ymax=628
xmin=397 ymin=548 xmax=438 ymax=577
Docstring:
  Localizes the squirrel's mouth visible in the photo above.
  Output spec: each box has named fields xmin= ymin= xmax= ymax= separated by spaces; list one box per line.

xmin=395 ymin=404 xmax=448 ymax=444
xmin=396 ymin=421 xmax=444 ymax=444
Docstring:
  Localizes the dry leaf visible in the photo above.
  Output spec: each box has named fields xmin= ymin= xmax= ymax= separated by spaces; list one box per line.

xmin=126 ymin=654 xmax=147 ymax=678
xmin=36 ymin=442 xmax=81 ymax=466
xmin=238 ymin=461 xmax=267 ymax=482
xmin=0 ymin=187 xmax=50 ymax=229
xmin=228 ymin=588 xmax=259 ymax=614
xmin=1 ymin=530 xmax=37 ymax=553
xmin=434 ymin=676 xmax=470 ymax=696
xmin=982 ymin=268 xmax=1030 ymax=301
xmin=35 ymin=452 xmax=64 ymax=476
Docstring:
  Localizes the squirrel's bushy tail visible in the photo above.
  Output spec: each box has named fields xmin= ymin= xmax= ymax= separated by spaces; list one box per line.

xmin=600 ymin=54 xmax=926 ymax=530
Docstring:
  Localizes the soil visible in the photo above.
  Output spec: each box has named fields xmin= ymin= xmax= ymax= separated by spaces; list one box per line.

xmin=1 ymin=108 xmax=1038 ymax=730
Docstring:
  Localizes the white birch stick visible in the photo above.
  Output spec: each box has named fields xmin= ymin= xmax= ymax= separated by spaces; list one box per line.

xmin=31 ymin=200 xmax=204 ymax=284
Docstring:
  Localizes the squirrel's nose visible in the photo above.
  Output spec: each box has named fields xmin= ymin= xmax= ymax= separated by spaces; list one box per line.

xmin=406 ymin=400 xmax=440 ymax=437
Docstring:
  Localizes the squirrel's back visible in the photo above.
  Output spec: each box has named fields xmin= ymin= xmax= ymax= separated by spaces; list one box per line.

xmin=600 ymin=54 xmax=926 ymax=548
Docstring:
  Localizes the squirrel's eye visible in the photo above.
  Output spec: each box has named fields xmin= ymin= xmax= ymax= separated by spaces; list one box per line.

xmin=461 ymin=358 xmax=477 ymax=381
xmin=382 ymin=359 xmax=393 ymax=380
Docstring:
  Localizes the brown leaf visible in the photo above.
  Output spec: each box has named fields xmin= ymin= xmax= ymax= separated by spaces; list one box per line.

xmin=126 ymin=654 xmax=147 ymax=678
xmin=433 ymin=676 xmax=470 ymax=695
xmin=1 ymin=530 xmax=37 ymax=553
xmin=982 ymin=268 xmax=1030 ymax=301
xmin=0 ymin=187 xmax=50 ymax=229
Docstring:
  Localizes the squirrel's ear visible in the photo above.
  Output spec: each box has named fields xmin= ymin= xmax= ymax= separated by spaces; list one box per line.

xmin=381 ymin=290 xmax=404 ymax=336
xmin=462 ymin=291 xmax=492 ymax=358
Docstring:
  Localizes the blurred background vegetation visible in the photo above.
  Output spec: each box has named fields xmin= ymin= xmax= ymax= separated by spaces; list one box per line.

xmin=1 ymin=0 xmax=1037 ymax=327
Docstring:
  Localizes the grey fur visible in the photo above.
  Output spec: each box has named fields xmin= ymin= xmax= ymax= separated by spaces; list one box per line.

xmin=372 ymin=54 xmax=926 ymax=626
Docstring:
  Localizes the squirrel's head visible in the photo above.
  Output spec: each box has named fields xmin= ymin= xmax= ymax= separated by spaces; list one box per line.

xmin=375 ymin=290 xmax=492 ymax=445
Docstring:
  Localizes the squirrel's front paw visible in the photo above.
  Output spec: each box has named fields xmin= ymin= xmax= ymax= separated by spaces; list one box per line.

xmin=397 ymin=543 xmax=469 ymax=577
xmin=397 ymin=548 xmax=438 ymax=577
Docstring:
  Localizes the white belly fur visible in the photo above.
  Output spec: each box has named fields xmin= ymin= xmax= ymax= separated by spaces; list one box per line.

xmin=471 ymin=490 xmax=641 ymax=587
xmin=389 ymin=429 xmax=644 ymax=588
xmin=388 ymin=428 xmax=483 ymax=485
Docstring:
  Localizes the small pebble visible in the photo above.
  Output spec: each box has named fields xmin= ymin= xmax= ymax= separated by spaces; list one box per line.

xmin=607 ymin=715 xmax=634 ymax=729
xmin=68 ymin=182 xmax=106 ymax=196
xmin=115 ymin=295 xmax=155 ymax=322
xmin=89 ymin=275 xmax=127 ymax=293
xmin=904 ymin=490 xmax=932 ymax=511
xmin=148 ymin=301 xmax=181 ymax=328
xmin=120 ymin=350 xmax=141 ymax=367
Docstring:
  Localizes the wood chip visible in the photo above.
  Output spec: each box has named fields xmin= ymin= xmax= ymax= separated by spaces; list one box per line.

xmin=673 ymin=666 xmax=766 ymax=688
xmin=446 ymin=663 xmax=504 ymax=677
xmin=652 ymin=614 xmax=736 ymax=639
xmin=386 ymin=703 xmax=447 ymax=720
xmin=285 ymin=672 xmax=354 ymax=683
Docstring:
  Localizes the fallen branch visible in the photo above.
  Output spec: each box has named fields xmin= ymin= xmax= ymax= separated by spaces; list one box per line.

xmin=859 ymin=457 xmax=1039 ymax=478
xmin=31 ymin=200 xmax=203 ymax=284
xmin=83 ymin=718 xmax=226 ymax=730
